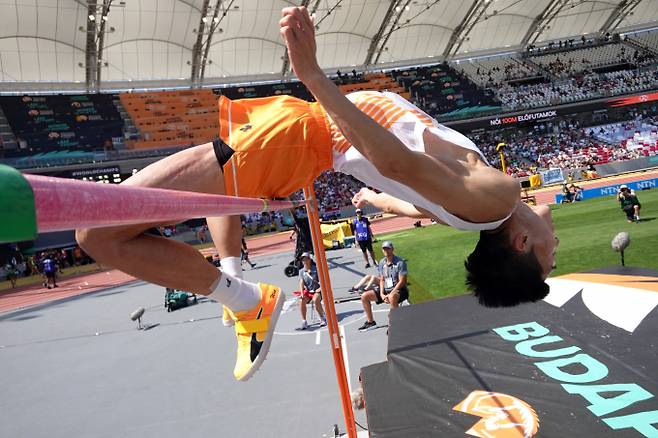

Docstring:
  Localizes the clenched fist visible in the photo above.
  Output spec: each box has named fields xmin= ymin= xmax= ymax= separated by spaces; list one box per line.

xmin=280 ymin=7 xmax=323 ymax=84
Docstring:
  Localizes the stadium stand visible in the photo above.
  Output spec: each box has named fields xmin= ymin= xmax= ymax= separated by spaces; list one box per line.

xmin=218 ymin=81 xmax=314 ymax=101
xmin=455 ymin=56 xmax=541 ymax=88
xmin=0 ymin=94 xmax=124 ymax=157
xmin=391 ymin=63 xmax=501 ymax=120
xmin=1 ymin=31 xmax=657 ymax=201
xmin=625 ymin=32 xmax=658 ymax=55
xmin=472 ymin=112 xmax=658 ymax=178
xmin=0 ymin=106 xmax=19 ymax=157
xmin=590 ymin=118 xmax=658 ymax=156
xmin=494 ymin=66 xmax=657 ymax=111
xmin=119 ymin=89 xmax=218 ymax=149
xmin=529 ymin=42 xmax=639 ymax=78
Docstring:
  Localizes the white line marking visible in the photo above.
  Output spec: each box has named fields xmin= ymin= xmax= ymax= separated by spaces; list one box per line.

xmin=274 ymin=308 xmax=390 ymax=335
xmin=315 ymin=330 xmax=321 ymax=345
xmin=340 ymin=325 xmax=352 ymax=393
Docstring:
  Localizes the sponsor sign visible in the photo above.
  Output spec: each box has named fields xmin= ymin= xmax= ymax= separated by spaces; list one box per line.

xmin=489 ymin=110 xmax=558 ymax=127
xmin=70 ymin=166 xmax=121 ymax=178
xmin=555 ymin=177 xmax=657 ymax=203
xmin=493 ymin=321 xmax=657 ymax=437
xmin=447 ymin=90 xmax=658 ymax=132
xmin=608 ymin=92 xmax=658 ymax=108
xmin=454 ymin=391 xmax=539 ymax=437
xmin=540 ymin=168 xmax=564 ymax=185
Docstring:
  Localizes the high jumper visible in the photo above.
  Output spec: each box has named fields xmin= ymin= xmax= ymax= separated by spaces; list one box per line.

xmin=74 ymin=7 xmax=558 ymax=381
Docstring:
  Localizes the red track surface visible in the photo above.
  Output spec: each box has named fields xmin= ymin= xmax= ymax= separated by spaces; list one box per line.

xmin=0 ymin=270 xmax=137 ymax=314
xmin=3 ymin=170 xmax=656 ymax=313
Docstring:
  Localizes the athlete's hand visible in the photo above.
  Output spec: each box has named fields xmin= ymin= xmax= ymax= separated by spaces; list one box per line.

xmin=352 ymin=187 xmax=375 ymax=209
xmin=280 ymin=7 xmax=323 ymax=84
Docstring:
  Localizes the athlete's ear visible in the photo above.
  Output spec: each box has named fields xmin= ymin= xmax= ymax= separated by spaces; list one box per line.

xmin=510 ymin=231 xmax=529 ymax=252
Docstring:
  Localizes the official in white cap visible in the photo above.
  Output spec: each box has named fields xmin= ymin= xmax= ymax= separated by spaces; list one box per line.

xmin=297 ymin=252 xmax=327 ymax=330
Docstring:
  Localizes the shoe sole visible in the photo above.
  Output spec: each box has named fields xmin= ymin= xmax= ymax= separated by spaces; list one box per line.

xmin=237 ymin=290 xmax=286 ymax=382
xmin=222 ymin=320 xmax=235 ymax=327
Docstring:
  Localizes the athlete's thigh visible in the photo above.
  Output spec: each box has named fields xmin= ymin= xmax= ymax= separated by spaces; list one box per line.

xmin=80 ymin=143 xmax=225 ymax=240
xmin=122 ymin=142 xmax=224 ymax=194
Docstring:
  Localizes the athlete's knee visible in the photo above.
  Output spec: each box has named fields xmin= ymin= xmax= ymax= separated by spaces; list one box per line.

xmin=76 ymin=228 xmax=99 ymax=253
xmin=361 ymin=291 xmax=374 ymax=303
xmin=76 ymin=227 xmax=124 ymax=261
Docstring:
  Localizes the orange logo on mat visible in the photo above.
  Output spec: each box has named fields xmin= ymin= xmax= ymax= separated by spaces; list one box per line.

xmin=453 ymin=391 xmax=539 ymax=438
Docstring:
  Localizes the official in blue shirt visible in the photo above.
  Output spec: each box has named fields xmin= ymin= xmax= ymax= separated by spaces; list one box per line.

xmin=41 ymin=253 xmax=59 ymax=289
xmin=351 ymin=209 xmax=377 ymax=269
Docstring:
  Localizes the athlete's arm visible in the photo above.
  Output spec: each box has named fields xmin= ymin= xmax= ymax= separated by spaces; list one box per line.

xmin=352 ymin=188 xmax=451 ymax=224
xmin=280 ymin=6 xmax=518 ymax=222
xmin=352 ymin=188 xmax=427 ymax=219
xmin=280 ymin=7 xmax=414 ymax=173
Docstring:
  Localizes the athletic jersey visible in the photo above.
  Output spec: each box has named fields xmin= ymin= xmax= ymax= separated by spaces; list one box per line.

xmin=330 ymin=91 xmax=512 ymax=231
xmin=42 ymin=258 xmax=56 ymax=274
xmin=352 ymin=217 xmax=371 ymax=241
xmin=299 ymin=265 xmax=320 ymax=292
xmin=377 ymin=255 xmax=408 ymax=292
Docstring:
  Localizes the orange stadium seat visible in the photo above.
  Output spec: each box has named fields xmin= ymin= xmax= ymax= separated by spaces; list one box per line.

xmin=120 ymin=89 xmax=219 ymax=149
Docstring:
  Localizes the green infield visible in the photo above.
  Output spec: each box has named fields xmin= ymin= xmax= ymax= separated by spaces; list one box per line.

xmin=375 ymin=189 xmax=658 ymax=304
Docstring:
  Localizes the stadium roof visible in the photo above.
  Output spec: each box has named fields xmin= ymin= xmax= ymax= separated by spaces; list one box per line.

xmin=1 ymin=0 xmax=657 ymax=90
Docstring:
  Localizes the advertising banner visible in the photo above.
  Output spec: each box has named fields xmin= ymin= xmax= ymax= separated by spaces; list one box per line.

xmin=446 ymin=89 xmax=658 ymax=132
xmin=541 ymin=168 xmax=565 ymax=185
xmin=319 ymin=221 xmax=353 ymax=249
xmin=555 ymin=177 xmax=657 ymax=203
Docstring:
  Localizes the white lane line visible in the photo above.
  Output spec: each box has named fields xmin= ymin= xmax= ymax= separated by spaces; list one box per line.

xmin=274 ymin=308 xmax=391 ymax=335
xmin=315 ymin=330 xmax=321 ymax=345
xmin=340 ymin=324 xmax=352 ymax=393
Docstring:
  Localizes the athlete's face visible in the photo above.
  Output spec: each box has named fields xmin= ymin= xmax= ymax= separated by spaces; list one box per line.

xmin=528 ymin=205 xmax=559 ymax=279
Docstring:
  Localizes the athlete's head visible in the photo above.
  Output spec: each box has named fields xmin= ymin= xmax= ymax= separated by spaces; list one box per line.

xmin=464 ymin=203 xmax=558 ymax=307
xmin=301 ymin=252 xmax=313 ymax=268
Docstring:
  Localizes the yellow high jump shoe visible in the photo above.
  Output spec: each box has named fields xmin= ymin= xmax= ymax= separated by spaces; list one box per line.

xmin=232 ymin=283 xmax=285 ymax=381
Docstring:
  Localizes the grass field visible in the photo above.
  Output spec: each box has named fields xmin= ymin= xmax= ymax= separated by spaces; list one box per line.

xmin=375 ymin=189 xmax=658 ymax=303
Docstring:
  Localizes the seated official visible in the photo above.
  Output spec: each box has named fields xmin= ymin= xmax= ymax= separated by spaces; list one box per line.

xmin=297 ymin=252 xmax=327 ymax=330
xmin=358 ymin=241 xmax=408 ymax=332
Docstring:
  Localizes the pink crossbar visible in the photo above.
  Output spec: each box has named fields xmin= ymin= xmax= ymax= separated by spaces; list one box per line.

xmin=26 ymin=174 xmax=299 ymax=233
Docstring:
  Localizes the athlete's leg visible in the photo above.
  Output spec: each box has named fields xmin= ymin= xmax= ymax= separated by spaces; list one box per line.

xmin=360 ymin=290 xmax=377 ymax=323
xmin=312 ymin=292 xmax=325 ymax=318
xmin=300 ymin=295 xmax=310 ymax=321
xmin=76 ymin=143 xmax=230 ymax=295
xmin=207 ymin=216 xmax=243 ymax=261
xmin=367 ymin=241 xmax=377 ymax=266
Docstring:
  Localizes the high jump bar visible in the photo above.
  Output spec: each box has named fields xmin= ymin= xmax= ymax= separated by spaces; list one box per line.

xmin=0 ymin=164 xmax=302 ymax=243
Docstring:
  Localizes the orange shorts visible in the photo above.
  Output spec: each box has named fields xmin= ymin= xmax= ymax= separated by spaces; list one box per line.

xmin=217 ymin=95 xmax=333 ymax=198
